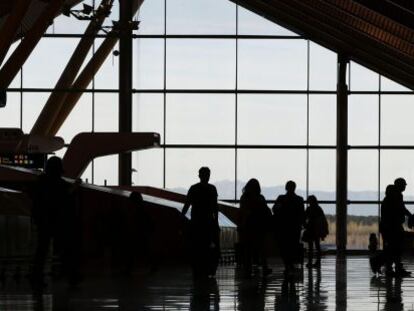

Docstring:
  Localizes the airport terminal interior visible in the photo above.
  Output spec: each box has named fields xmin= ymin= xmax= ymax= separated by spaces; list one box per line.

xmin=2 ymin=0 xmax=414 ymax=309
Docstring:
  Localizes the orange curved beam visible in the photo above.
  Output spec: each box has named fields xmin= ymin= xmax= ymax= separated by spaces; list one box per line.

xmin=62 ymin=132 xmax=160 ymax=179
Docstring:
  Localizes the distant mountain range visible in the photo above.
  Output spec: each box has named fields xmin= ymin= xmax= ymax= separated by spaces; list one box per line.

xmin=170 ymin=180 xmax=414 ymax=216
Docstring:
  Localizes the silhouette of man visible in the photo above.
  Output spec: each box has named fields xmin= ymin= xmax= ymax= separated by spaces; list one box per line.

xmin=380 ymin=178 xmax=412 ymax=277
xmin=182 ymin=167 xmax=219 ymax=278
xmin=32 ymin=156 xmax=80 ymax=287
xmin=273 ymin=180 xmax=305 ymax=273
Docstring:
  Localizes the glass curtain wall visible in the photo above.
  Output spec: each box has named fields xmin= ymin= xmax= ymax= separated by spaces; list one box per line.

xmin=3 ymin=0 xmax=414 ymax=248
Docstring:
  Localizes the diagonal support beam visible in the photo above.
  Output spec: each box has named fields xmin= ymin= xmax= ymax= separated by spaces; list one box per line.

xmin=0 ymin=0 xmax=31 ymax=67
xmin=47 ymin=0 xmax=143 ymax=137
xmin=0 ymin=0 xmax=64 ymax=89
xmin=48 ymin=33 xmax=119 ymax=136
xmin=31 ymin=0 xmax=114 ymax=136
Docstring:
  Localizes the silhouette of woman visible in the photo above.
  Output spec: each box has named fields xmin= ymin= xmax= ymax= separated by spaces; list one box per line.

xmin=303 ymin=195 xmax=328 ymax=268
xmin=239 ymin=178 xmax=272 ymax=276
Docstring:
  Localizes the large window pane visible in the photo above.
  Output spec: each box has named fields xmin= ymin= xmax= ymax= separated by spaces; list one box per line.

xmin=238 ymin=95 xmax=306 ymax=145
xmin=165 ymin=149 xmax=235 ymax=200
xmin=46 ymin=12 xmax=89 ymax=34
xmin=0 ymin=93 xmax=21 ymax=128
xmin=94 ymin=40 xmax=119 ymax=90
xmin=237 ymin=149 xmax=306 ymax=200
xmin=349 ymin=62 xmax=379 ymax=91
xmin=381 ymin=95 xmax=414 ymax=145
xmin=349 ymin=95 xmax=379 ymax=145
xmin=309 ymin=42 xmax=336 ymax=91
xmin=238 ymin=39 xmax=307 ymax=90
xmin=137 ymin=0 xmax=165 ymax=35
xmin=167 ymin=0 xmax=236 ymax=35
xmin=94 ymin=93 xmax=118 ymax=132
xmin=319 ymin=204 xmax=336 ymax=216
xmin=348 ymin=150 xmax=378 ymax=201
xmin=133 ymin=149 xmax=164 ymax=188
xmin=237 ymin=6 xmax=296 ymax=36
xmin=380 ymin=150 xmax=414 ymax=198
xmin=22 ymin=93 xmax=48 ymax=133
xmin=309 ymin=150 xmax=335 ymax=201
xmin=23 ymin=38 xmax=81 ymax=88
xmin=166 ymin=39 xmax=235 ymax=89
xmin=314 ymin=204 xmax=336 ymax=248
xmin=93 ymin=155 xmax=118 ymax=186
xmin=348 ymin=205 xmax=379 ymax=249
xmin=166 ymin=94 xmax=235 ymax=144
xmin=134 ymin=39 xmax=164 ymax=90
xmin=380 ymin=76 xmax=411 ymax=92
xmin=57 ymin=93 xmax=92 ymax=143
xmin=48 ymin=1 xmax=92 ymax=34
xmin=133 ymin=93 xmax=164 ymax=143
xmin=309 ymin=95 xmax=336 ymax=145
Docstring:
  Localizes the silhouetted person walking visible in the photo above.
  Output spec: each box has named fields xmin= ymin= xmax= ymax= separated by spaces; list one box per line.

xmin=380 ymin=179 xmax=412 ymax=277
xmin=238 ymin=178 xmax=272 ymax=276
xmin=182 ymin=167 xmax=220 ymax=278
xmin=303 ymin=195 xmax=328 ymax=268
xmin=31 ymin=156 xmax=80 ymax=288
xmin=273 ymin=180 xmax=305 ymax=273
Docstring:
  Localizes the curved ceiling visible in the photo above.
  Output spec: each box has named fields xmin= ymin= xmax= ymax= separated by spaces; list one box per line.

xmin=0 ymin=0 xmax=83 ymax=38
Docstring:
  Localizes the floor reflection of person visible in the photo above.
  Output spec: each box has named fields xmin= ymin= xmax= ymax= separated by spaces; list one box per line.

xmin=385 ymin=277 xmax=403 ymax=311
xmin=236 ymin=267 xmax=267 ymax=311
xmin=190 ymin=278 xmax=220 ymax=311
xmin=305 ymin=267 xmax=328 ymax=310
xmin=371 ymin=275 xmax=404 ymax=311
xmin=275 ymin=274 xmax=300 ymax=311
xmin=182 ymin=167 xmax=220 ymax=279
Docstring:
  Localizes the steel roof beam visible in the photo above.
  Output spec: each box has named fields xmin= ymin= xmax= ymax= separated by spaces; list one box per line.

xmin=31 ymin=0 xmax=114 ymax=136
xmin=0 ymin=0 xmax=64 ymax=89
xmin=0 ymin=0 xmax=31 ymax=67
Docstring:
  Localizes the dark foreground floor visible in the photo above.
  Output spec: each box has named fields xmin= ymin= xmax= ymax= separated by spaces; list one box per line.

xmin=1 ymin=256 xmax=414 ymax=310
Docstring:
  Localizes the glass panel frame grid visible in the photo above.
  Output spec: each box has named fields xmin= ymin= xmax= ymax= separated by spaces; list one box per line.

xmin=139 ymin=3 xmax=337 ymax=206
xmin=4 ymin=0 xmax=414 ymax=248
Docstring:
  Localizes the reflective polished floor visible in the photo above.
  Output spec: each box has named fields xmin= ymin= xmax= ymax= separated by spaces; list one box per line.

xmin=2 ymin=256 xmax=414 ymax=310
